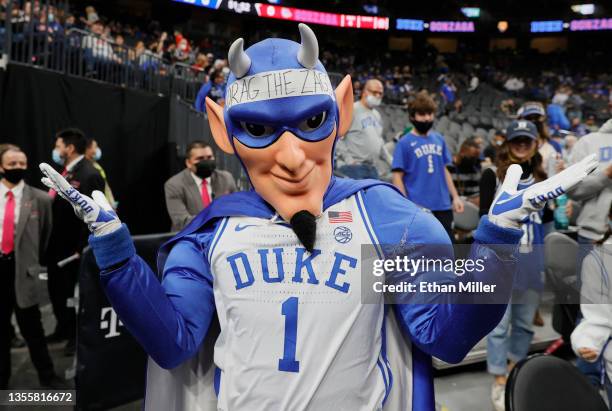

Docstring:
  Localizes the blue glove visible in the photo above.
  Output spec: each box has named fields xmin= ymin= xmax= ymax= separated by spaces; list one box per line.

xmin=489 ymin=154 xmax=598 ymax=228
xmin=39 ymin=163 xmax=121 ymax=236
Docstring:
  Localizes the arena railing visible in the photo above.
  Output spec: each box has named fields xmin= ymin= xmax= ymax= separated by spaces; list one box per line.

xmin=0 ymin=0 xmax=204 ymax=99
xmin=169 ymin=62 xmax=206 ymax=103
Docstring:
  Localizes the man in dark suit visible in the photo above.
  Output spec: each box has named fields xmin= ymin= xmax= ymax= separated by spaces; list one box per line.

xmin=46 ymin=129 xmax=104 ymax=355
xmin=0 ymin=145 xmax=65 ymax=388
xmin=164 ymin=141 xmax=237 ymax=231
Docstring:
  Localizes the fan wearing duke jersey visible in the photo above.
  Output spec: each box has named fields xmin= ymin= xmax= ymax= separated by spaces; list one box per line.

xmin=39 ymin=24 xmax=598 ymax=411
xmin=392 ymin=130 xmax=452 ymax=210
xmin=392 ymin=91 xmax=464 ymax=240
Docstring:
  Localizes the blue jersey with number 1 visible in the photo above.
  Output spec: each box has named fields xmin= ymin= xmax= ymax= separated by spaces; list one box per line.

xmin=392 ymin=131 xmax=452 ymax=211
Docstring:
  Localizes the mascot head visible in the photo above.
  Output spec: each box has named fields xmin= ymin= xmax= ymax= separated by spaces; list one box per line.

xmin=206 ymin=24 xmax=353 ymax=250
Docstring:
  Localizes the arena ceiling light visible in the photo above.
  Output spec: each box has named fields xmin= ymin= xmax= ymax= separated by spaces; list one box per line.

xmin=460 ymin=7 xmax=481 ymax=18
xmin=571 ymin=4 xmax=595 ymax=15
xmin=497 ymin=21 xmax=509 ymax=33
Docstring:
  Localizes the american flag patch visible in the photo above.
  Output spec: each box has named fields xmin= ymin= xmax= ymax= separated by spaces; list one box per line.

xmin=329 ymin=211 xmax=353 ymax=223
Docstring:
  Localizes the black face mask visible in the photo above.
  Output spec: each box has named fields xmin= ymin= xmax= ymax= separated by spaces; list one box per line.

xmin=459 ymin=157 xmax=479 ymax=168
xmin=3 ymin=168 xmax=26 ymax=184
xmin=195 ymin=159 xmax=216 ymax=179
xmin=412 ymin=119 xmax=434 ymax=135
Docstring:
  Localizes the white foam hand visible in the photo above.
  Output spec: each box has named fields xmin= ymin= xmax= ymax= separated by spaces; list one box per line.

xmin=39 ymin=163 xmax=121 ymax=236
xmin=489 ymin=154 xmax=598 ymax=228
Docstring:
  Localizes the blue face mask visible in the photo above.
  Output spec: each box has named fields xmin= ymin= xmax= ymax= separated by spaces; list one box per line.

xmin=52 ymin=149 xmax=64 ymax=166
xmin=94 ymin=147 xmax=102 ymax=161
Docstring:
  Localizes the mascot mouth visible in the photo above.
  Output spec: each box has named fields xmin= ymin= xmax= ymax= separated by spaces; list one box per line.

xmin=270 ymin=165 xmax=315 ymax=187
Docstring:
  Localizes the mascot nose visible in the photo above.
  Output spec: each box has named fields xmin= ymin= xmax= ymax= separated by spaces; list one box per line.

xmin=275 ymin=132 xmax=306 ymax=174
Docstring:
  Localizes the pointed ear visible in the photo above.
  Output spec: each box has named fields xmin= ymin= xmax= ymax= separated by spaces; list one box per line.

xmin=206 ymin=97 xmax=234 ymax=154
xmin=335 ymin=75 xmax=354 ymax=138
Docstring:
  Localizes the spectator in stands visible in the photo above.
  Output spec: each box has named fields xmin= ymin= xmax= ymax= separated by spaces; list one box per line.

xmin=447 ymin=137 xmax=482 ymax=205
xmin=480 ymin=120 xmax=547 ymax=411
xmin=468 ymin=72 xmax=479 ymax=92
xmin=571 ymin=209 xmax=612 ymax=408
xmin=518 ymin=102 xmax=560 ymax=174
xmin=552 ymin=85 xmax=571 ymax=107
xmin=500 ymin=99 xmax=516 ymax=117
xmin=37 ymin=6 xmax=62 ymax=36
xmin=392 ymin=91 xmax=464 ymax=239
xmin=567 ymin=118 xmax=612 ymax=387
xmin=483 ymin=130 xmax=505 ymax=166
xmin=174 ymin=37 xmax=190 ymax=63
xmin=0 ymin=145 xmax=66 ymax=389
xmin=194 ymin=69 xmax=226 ymax=113
xmin=164 ymin=141 xmax=236 ymax=232
xmin=571 ymin=117 xmax=590 ymax=137
xmin=80 ymin=5 xmax=99 ymax=28
xmin=46 ymin=128 xmax=104 ymax=356
xmin=439 ymin=77 xmax=457 ymax=114
xmin=82 ymin=20 xmax=121 ymax=63
xmin=335 ymin=79 xmax=385 ymax=180
xmin=63 ymin=13 xmax=75 ymax=31
xmin=547 ymin=99 xmax=571 ymax=131
xmin=352 ymin=80 xmax=362 ymax=100
xmin=585 ymin=114 xmax=599 ymax=133
xmin=134 ymin=41 xmax=155 ymax=68
xmin=192 ymin=52 xmax=209 ymax=76
xmin=562 ymin=132 xmax=578 ymax=162
xmin=85 ymin=139 xmax=116 ymax=209
xmin=112 ymin=34 xmax=131 ymax=61
xmin=566 ymin=93 xmax=585 ymax=121
xmin=504 ymin=76 xmax=524 ymax=94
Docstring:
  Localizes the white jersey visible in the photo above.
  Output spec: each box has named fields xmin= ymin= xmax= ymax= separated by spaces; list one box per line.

xmin=209 ymin=193 xmax=391 ymax=411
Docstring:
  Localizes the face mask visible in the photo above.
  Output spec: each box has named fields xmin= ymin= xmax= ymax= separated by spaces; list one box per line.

xmin=94 ymin=147 xmax=102 ymax=161
xmin=365 ymin=95 xmax=381 ymax=108
xmin=496 ymin=140 xmax=504 ymax=146
xmin=52 ymin=149 xmax=64 ymax=166
xmin=3 ymin=168 xmax=26 ymax=184
xmin=460 ymin=157 xmax=479 ymax=167
xmin=412 ymin=119 xmax=433 ymax=135
xmin=195 ymin=159 xmax=216 ymax=179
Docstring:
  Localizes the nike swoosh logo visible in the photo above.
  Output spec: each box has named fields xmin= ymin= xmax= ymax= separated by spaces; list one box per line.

xmin=235 ymin=224 xmax=257 ymax=232
xmin=495 ymin=192 xmax=522 ymax=205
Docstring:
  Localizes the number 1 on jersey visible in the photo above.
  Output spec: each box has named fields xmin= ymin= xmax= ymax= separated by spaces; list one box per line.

xmin=278 ymin=297 xmax=300 ymax=373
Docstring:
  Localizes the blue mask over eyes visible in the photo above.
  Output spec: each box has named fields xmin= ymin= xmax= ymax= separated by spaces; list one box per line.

xmin=222 ymin=24 xmax=338 ymax=151
xmin=226 ymin=95 xmax=337 ymax=149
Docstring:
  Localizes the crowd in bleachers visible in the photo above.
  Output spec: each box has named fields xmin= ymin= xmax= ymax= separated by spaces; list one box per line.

xmin=0 ymin=1 xmax=231 ymax=97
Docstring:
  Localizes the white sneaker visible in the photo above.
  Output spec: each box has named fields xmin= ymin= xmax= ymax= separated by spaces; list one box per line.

xmin=491 ymin=382 xmax=506 ymax=411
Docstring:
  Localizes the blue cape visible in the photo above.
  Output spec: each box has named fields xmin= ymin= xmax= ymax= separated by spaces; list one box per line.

xmin=156 ymin=177 xmax=397 ymax=276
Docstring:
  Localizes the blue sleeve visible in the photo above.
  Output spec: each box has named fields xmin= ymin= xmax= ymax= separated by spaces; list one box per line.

xmin=360 ymin=185 xmax=522 ymax=363
xmin=88 ymin=224 xmax=217 ymax=369
xmin=559 ymin=111 xmax=570 ymax=130
xmin=195 ymin=82 xmax=213 ymax=113
xmin=391 ymin=138 xmax=405 ymax=171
